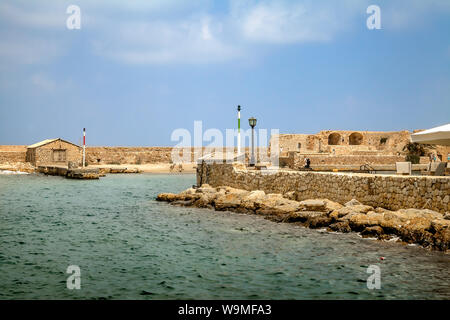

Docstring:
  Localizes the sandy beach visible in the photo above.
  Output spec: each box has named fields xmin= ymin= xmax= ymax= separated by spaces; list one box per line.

xmin=88 ymin=163 xmax=197 ymax=174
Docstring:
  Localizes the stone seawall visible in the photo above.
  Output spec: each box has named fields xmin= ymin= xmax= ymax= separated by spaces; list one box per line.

xmin=85 ymin=147 xmax=174 ymax=165
xmin=197 ymin=163 xmax=450 ymax=214
xmin=0 ymin=146 xmax=27 ymax=163
xmin=291 ymin=154 xmax=406 ymax=167
xmin=85 ymin=147 xmax=252 ymax=165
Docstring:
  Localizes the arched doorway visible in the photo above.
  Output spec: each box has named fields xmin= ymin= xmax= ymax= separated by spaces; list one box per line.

xmin=349 ymin=132 xmax=363 ymax=145
xmin=328 ymin=133 xmax=341 ymax=145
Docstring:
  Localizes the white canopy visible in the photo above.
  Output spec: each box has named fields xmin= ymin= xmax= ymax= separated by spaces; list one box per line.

xmin=410 ymin=123 xmax=450 ymax=146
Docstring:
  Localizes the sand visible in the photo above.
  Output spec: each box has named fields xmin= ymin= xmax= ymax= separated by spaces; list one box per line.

xmin=88 ymin=163 xmax=197 ymax=174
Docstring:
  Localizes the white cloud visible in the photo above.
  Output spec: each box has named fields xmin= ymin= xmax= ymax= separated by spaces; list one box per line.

xmin=381 ymin=0 xmax=450 ymax=30
xmin=236 ymin=1 xmax=339 ymax=43
xmin=30 ymin=73 xmax=56 ymax=92
xmin=0 ymin=2 xmax=64 ymax=29
xmin=0 ymin=32 xmax=63 ymax=65
xmin=92 ymin=17 xmax=242 ymax=64
xmin=1 ymin=0 xmax=450 ymax=66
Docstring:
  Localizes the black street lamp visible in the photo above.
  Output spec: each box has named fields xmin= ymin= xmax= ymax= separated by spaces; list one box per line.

xmin=248 ymin=117 xmax=257 ymax=166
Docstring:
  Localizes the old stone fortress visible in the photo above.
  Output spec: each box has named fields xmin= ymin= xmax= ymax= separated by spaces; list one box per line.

xmin=274 ymin=129 xmax=449 ymax=170
xmin=0 ymin=128 xmax=449 ymax=170
xmin=1 ymin=127 xmax=449 ymax=250
xmin=159 ymin=129 xmax=450 ymax=251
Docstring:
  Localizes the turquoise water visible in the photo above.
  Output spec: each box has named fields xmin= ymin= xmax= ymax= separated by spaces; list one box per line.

xmin=0 ymin=173 xmax=449 ymax=299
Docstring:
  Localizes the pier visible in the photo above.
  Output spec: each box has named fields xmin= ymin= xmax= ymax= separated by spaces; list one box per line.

xmin=37 ymin=166 xmax=100 ymax=179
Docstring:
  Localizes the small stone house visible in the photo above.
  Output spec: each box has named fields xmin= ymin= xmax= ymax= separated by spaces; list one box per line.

xmin=26 ymin=138 xmax=82 ymax=167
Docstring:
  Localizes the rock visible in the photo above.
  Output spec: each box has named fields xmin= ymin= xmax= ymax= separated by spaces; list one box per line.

xmin=286 ymin=211 xmax=331 ymax=228
xmin=346 ymin=212 xmax=385 ymax=232
xmin=246 ymin=190 xmax=266 ymax=201
xmin=181 ymin=188 xmax=196 ymax=195
xmin=333 ymin=204 xmax=374 ymax=218
xmin=322 ymin=199 xmax=343 ymax=212
xmin=395 ymin=208 xmax=443 ymax=220
xmin=328 ymin=221 xmax=351 ymax=233
xmin=361 ymin=226 xmax=384 ymax=238
xmin=256 ymin=194 xmax=300 ymax=216
xmin=156 ymin=193 xmax=182 ymax=202
xmin=444 ymin=213 xmax=450 ymax=220
xmin=283 ymin=191 xmax=296 ymax=200
xmin=195 ymin=185 xmax=216 ymax=194
xmin=430 ymin=220 xmax=450 ymax=251
xmin=214 ymin=192 xmax=247 ymax=211
xmin=298 ymin=199 xmax=327 ymax=212
xmin=345 ymin=199 xmax=362 ymax=207
xmin=155 ymin=185 xmax=450 ymax=251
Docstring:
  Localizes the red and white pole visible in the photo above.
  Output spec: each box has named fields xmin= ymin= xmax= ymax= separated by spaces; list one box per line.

xmin=82 ymin=128 xmax=86 ymax=168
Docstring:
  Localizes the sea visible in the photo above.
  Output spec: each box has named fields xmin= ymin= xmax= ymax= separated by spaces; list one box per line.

xmin=0 ymin=173 xmax=449 ymax=299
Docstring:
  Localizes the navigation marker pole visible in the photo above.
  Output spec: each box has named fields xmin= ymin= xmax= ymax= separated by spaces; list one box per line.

xmin=237 ymin=105 xmax=241 ymax=156
xmin=83 ymin=128 xmax=86 ymax=168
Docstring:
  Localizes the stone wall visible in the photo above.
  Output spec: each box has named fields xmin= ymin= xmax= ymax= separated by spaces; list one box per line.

xmin=272 ymin=130 xmax=411 ymax=155
xmin=85 ymin=147 xmax=254 ymax=165
xmin=85 ymin=147 xmax=175 ymax=164
xmin=197 ymin=163 xmax=450 ymax=213
xmin=0 ymin=145 xmax=27 ymax=163
xmin=290 ymin=154 xmax=406 ymax=168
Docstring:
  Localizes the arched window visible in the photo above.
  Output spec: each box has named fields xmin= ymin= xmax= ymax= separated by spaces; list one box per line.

xmin=349 ymin=132 xmax=363 ymax=145
xmin=328 ymin=133 xmax=341 ymax=145
xmin=297 ymin=143 xmax=301 ymax=151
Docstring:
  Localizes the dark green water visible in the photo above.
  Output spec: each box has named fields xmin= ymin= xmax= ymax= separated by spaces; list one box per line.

xmin=0 ymin=173 xmax=449 ymax=299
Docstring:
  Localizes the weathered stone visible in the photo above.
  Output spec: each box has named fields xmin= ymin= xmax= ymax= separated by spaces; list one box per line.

xmin=345 ymin=199 xmax=362 ymax=207
xmin=156 ymin=193 xmax=182 ymax=202
xmin=328 ymin=221 xmax=351 ymax=233
xmin=361 ymin=226 xmax=384 ymax=238
xmin=214 ymin=193 xmax=245 ymax=211
xmin=298 ymin=199 xmax=327 ymax=212
xmin=156 ymin=184 xmax=450 ymax=251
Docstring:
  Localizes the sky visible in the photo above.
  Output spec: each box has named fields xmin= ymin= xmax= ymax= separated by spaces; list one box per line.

xmin=0 ymin=0 xmax=449 ymax=146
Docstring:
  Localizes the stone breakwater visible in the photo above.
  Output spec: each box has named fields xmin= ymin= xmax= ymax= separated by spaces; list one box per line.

xmin=157 ymin=185 xmax=450 ymax=251
xmin=196 ymin=163 xmax=450 ymax=214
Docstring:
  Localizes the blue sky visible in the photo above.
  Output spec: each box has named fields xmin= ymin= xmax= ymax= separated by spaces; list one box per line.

xmin=0 ymin=0 xmax=449 ymax=146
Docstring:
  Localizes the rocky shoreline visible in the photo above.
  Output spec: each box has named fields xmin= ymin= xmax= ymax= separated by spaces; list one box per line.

xmin=157 ymin=184 xmax=450 ymax=252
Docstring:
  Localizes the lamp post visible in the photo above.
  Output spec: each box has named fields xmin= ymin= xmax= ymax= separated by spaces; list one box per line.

xmin=82 ymin=128 xmax=86 ymax=168
xmin=248 ymin=117 xmax=257 ymax=166
xmin=237 ymin=105 xmax=241 ymax=155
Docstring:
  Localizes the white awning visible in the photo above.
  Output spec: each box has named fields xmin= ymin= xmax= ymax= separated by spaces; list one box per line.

xmin=410 ymin=123 xmax=450 ymax=146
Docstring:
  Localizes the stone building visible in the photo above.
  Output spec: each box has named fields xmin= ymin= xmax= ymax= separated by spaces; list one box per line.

xmin=272 ymin=130 xmax=411 ymax=155
xmin=26 ymin=138 xmax=82 ymax=167
xmin=269 ymin=130 xmax=440 ymax=168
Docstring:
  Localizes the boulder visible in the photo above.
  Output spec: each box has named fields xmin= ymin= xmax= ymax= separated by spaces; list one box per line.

xmin=214 ymin=191 xmax=248 ymax=211
xmin=333 ymin=204 xmax=374 ymax=218
xmin=283 ymin=191 xmax=296 ymax=200
xmin=346 ymin=212 xmax=385 ymax=232
xmin=361 ymin=226 xmax=384 ymax=238
xmin=195 ymin=185 xmax=216 ymax=194
xmin=328 ymin=221 xmax=351 ymax=233
xmin=180 ymin=188 xmax=196 ymax=195
xmin=286 ymin=211 xmax=331 ymax=228
xmin=298 ymin=199 xmax=327 ymax=212
xmin=156 ymin=193 xmax=180 ymax=202
xmin=430 ymin=220 xmax=450 ymax=251
xmin=256 ymin=194 xmax=301 ymax=216
xmin=345 ymin=199 xmax=363 ymax=207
